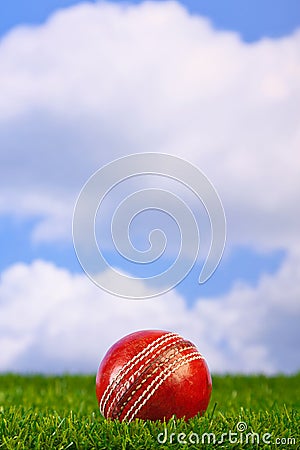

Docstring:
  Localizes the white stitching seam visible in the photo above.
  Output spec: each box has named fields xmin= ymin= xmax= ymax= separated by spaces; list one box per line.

xmin=100 ymin=332 xmax=179 ymax=415
xmin=124 ymin=351 xmax=204 ymax=423
xmin=113 ymin=344 xmax=196 ymax=419
xmin=106 ymin=333 xmax=183 ymax=417
xmin=99 ymin=332 xmax=180 ymax=415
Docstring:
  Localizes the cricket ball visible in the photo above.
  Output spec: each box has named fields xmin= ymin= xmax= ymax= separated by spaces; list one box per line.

xmin=96 ymin=330 xmax=212 ymax=422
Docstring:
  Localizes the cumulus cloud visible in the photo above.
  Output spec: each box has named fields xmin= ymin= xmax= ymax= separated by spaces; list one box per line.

xmin=0 ymin=258 xmax=299 ymax=374
xmin=0 ymin=1 xmax=299 ymax=252
xmin=0 ymin=1 xmax=299 ymax=375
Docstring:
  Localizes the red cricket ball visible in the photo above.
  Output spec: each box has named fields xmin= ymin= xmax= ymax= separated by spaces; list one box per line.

xmin=96 ymin=330 xmax=212 ymax=422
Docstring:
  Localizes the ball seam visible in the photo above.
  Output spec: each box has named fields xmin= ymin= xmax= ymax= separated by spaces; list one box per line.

xmin=124 ymin=351 xmax=204 ymax=422
xmin=99 ymin=332 xmax=180 ymax=415
xmin=112 ymin=344 xmax=195 ymax=419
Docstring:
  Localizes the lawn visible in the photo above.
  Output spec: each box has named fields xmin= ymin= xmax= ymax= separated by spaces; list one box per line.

xmin=0 ymin=373 xmax=299 ymax=449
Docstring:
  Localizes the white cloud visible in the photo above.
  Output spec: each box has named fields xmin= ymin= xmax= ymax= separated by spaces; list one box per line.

xmin=0 ymin=1 xmax=299 ymax=253
xmin=0 ymin=257 xmax=299 ymax=374
xmin=0 ymin=2 xmax=299 ymax=374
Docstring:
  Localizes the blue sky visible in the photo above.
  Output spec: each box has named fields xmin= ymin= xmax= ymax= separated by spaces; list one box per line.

xmin=0 ymin=0 xmax=299 ymax=374
xmin=1 ymin=0 xmax=300 ymax=41
xmin=0 ymin=0 xmax=297 ymax=296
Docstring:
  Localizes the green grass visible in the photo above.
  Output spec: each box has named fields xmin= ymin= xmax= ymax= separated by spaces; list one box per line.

xmin=0 ymin=373 xmax=299 ymax=449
